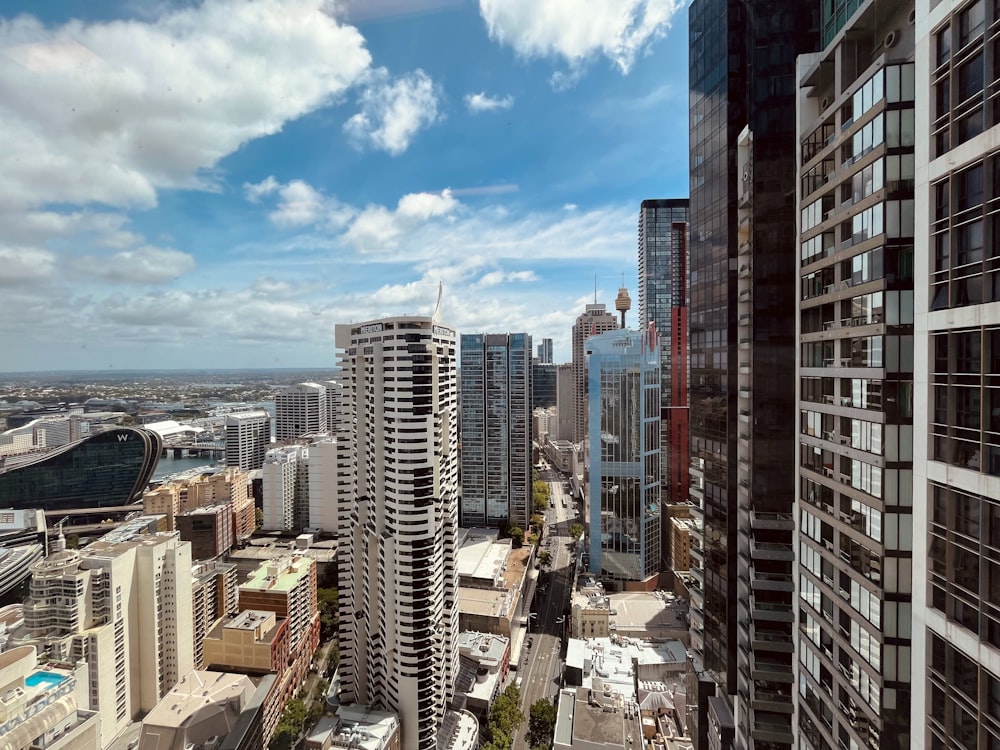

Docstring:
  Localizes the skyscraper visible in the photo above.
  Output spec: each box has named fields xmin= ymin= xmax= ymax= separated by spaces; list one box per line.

xmin=335 ymin=316 xmax=459 ymax=750
xmin=224 ymin=411 xmax=270 ymax=471
xmin=687 ymin=1 xmax=818 ymax=747
xmin=794 ymin=2 xmax=914 ymax=748
xmin=274 ymin=382 xmax=327 ymax=441
xmin=571 ymin=303 xmax=619 ymax=445
xmin=586 ymin=326 xmax=661 ymax=589
xmin=537 ymin=338 xmax=554 ymax=364
xmin=637 ymin=198 xmax=691 ymax=569
xmin=460 ymin=332 xmax=532 ymax=529
xmin=531 ymin=362 xmax=557 ymax=409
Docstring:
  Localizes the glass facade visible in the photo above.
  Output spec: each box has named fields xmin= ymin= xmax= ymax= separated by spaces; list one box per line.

xmin=638 ymin=199 xmax=691 ymax=522
xmin=0 ymin=427 xmax=162 ymax=510
xmin=586 ymin=328 xmax=661 ymax=587
xmin=690 ymin=0 xmax=818 ymax=747
xmin=460 ymin=332 xmax=532 ymax=529
xmin=531 ymin=362 xmax=557 ymax=409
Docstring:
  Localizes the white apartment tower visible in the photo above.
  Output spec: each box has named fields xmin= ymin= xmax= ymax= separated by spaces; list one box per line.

xmin=261 ymin=438 xmax=344 ymax=533
xmin=334 ymin=316 xmax=459 ymax=750
xmin=15 ymin=534 xmax=194 ymax=748
xmin=275 ymin=382 xmax=327 ymax=441
xmin=224 ymin=410 xmax=270 ymax=471
xmin=912 ymin=1 xmax=1000 ymax=747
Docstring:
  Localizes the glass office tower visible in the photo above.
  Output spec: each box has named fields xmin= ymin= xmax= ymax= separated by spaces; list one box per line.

xmin=688 ymin=1 xmax=819 ymax=747
xmin=586 ymin=327 xmax=661 ymax=589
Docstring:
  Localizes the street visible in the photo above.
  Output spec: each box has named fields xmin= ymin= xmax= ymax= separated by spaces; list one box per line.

xmin=512 ymin=460 xmax=579 ymax=749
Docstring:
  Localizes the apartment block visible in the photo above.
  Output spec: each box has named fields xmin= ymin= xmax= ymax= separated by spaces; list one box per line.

xmin=795 ymin=2 xmax=915 ymax=748
xmin=275 ymin=382 xmax=328 ymax=441
xmin=224 ymin=411 xmax=270 ymax=471
xmin=335 ymin=316 xmax=460 ymax=750
xmin=460 ymin=332 xmax=532 ymax=529
xmin=11 ymin=533 xmax=194 ymax=747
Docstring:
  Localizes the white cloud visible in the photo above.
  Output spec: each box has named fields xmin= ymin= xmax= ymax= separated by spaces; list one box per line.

xmin=479 ymin=0 xmax=682 ymax=77
xmin=343 ymin=68 xmax=441 ymax=155
xmin=0 ymin=247 xmax=57 ymax=285
xmin=563 ymin=203 xmax=578 ymax=211
xmin=464 ymin=91 xmax=514 ymax=113
xmin=89 ymin=246 xmax=197 ymax=284
xmin=244 ymin=177 xmax=357 ymax=229
xmin=476 ymin=269 xmax=537 ymax=287
xmin=343 ymin=189 xmax=459 ymax=252
xmin=0 ymin=0 xmax=372 ymax=211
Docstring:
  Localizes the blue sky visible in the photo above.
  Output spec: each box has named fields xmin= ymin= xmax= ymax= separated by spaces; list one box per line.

xmin=0 ymin=0 xmax=689 ymax=371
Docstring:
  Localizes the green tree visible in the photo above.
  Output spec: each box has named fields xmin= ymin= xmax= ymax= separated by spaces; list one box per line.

xmin=532 ymin=479 xmax=550 ymax=513
xmin=531 ymin=513 xmax=545 ymax=531
xmin=528 ymin=698 xmax=558 ymax=748
xmin=569 ymin=523 xmax=584 ymax=543
xmin=254 ymin=507 xmax=264 ymax=530
xmin=317 ymin=587 xmax=339 ymax=640
xmin=538 ymin=550 xmax=552 ymax=566
xmin=508 ymin=525 xmax=525 ymax=548
xmin=483 ymin=684 xmax=524 ymax=749
xmin=269 ymin=698 xmax=308 ymax=750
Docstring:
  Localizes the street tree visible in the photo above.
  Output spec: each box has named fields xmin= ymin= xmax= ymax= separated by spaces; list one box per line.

xmin=569 ymin=523 xmax=584 ymax=543
xmin=508 ymin=525 xmax=525 ymax=548
xmin=528 ymin=698 xmax=558 ymax=748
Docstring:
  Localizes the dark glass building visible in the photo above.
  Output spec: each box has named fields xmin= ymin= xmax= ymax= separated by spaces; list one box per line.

xmin=688 ymin=1 xmax=818 ymax=748
xmin=531 ymin=362 xmax=557 ymax=409
xmin=638 ymin=198 xmax=690 ymax=570
xmin=0 ymin=428 xmax=161 ymax=510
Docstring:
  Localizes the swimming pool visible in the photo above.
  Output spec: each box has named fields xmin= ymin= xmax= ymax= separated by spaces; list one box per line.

xmin=25 ymin=671 xmax=66 ymax=689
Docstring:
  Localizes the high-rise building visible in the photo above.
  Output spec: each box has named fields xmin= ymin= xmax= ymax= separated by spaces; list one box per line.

xmin=275 ymin=382 xmax=327 ymax=441
xmin=556 ymin=363 xmax=574 ymax=442
xmin=585 ymin=326 xmax=661 ymax=589
xmin=571 ymin=303 xmax=618 ymax=445
xmin=224 ymin=411 xmax=270 ymax=471
xmin=794 ymin=3 xmax=915 ymax=749
xmin=262 ymin=444 xmax=309 ymax=532
xmin=532 ymin=362 xmax=557 ymax=409
xmin=912 ymin=1 xmax=1000 ymax=748
xmin=334 ymin=316 xmax=459 ymax=750
xmin=460 ymin=332 xmax=532 ymax=529
xmin=637 ymin=198 xmax=691 ymax=571
xmin=13 ymin=533 xmax=194 ymax=748
xmin=687 ymin=1 xmax=818 ymax=747
xmin=0 ymin=427 xmax=162 ymax=510
xmin=537 ymin=338 xmax=554 ymax=364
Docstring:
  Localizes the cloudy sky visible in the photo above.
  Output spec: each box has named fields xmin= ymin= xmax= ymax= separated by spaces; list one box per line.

xmin=0 ymin=0 xmax=689 ymax=372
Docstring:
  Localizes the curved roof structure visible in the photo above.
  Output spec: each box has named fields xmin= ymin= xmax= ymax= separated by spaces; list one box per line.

xmin=0 ymin=427 xmax=161 ymax=510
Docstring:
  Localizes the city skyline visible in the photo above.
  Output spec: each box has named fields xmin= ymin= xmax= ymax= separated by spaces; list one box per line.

xmin=0 ymin=0 xmax=691 ymax=372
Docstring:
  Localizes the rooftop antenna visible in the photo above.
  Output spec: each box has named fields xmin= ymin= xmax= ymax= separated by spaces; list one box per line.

xmin=594 ymin=274 xmax=597 ymax=304
xmin=432 ymin=282 xmax=443 ymax=322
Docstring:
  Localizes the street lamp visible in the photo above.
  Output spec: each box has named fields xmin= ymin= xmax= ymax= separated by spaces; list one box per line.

xmin=526 ymin=612 xmax=538 ymax=634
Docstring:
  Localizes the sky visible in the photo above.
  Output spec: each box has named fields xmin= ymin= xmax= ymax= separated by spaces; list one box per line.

xmin=0 ymin=0 xmax=690 ymax=372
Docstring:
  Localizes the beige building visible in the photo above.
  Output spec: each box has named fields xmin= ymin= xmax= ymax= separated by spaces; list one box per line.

xmin=202 ymin=610 xmax=289 ymax=676
xmin=0 ymin=645 xmax=100 ymax=750
xmin=669 ymin=517 xmax=694 ymax=574
xmin=137 ymin=670 xmax=256 ymax=750
xmin=191 ymin=561 xmax=239 ymax=670
xmin=143 ymin=467 xmax=255 ymax=543
xmin=10 ymin=533 xmax=194 ymax=747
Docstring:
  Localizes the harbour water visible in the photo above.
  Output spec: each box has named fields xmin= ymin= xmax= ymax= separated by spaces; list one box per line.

xmin=152 ymin=452 xmax=221 ymax=480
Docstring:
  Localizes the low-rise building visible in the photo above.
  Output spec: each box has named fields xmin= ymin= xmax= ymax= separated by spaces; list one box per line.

xmin=453 ymin=632 xmax=510 ymax=728
xmin=137 ymin=670 xmax=256 ymax=750
xmin=456 ymin=532 xmax=531 ymax=639
xmin=191 ymin=561 xmax=239 ymax=670
xmin=305 ymin=704 xmax=401 ymax=750
xmin=203 ymin=610 xmax=290 ymax=677
xmin=555 ymin=636 xmax=692 ymax=750
xmin=570 ymin=586 xmax=689 ymax=642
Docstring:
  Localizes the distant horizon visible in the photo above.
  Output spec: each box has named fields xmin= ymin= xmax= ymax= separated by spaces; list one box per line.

xmin=0 ymin=366 xmax=339 ymax=378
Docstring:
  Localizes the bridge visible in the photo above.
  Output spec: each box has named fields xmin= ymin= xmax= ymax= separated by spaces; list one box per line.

xmin=161 ymin=441 xmax=226 ymax=458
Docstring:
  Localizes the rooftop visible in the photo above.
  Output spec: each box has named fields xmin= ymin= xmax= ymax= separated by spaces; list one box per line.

xmin=139 ymin=670 xmax=254 ymax=743
xmin=240 ymin=554 xmax=313 ymax=593
xmin=456 ymin=528 xmax=510 ymax=583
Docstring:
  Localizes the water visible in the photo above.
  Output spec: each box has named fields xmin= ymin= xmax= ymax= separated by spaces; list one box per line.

xmin=152 ymin=453 xmax=221 ymax=480
xmin=26 ymin=671 xmax=66 ymax=689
